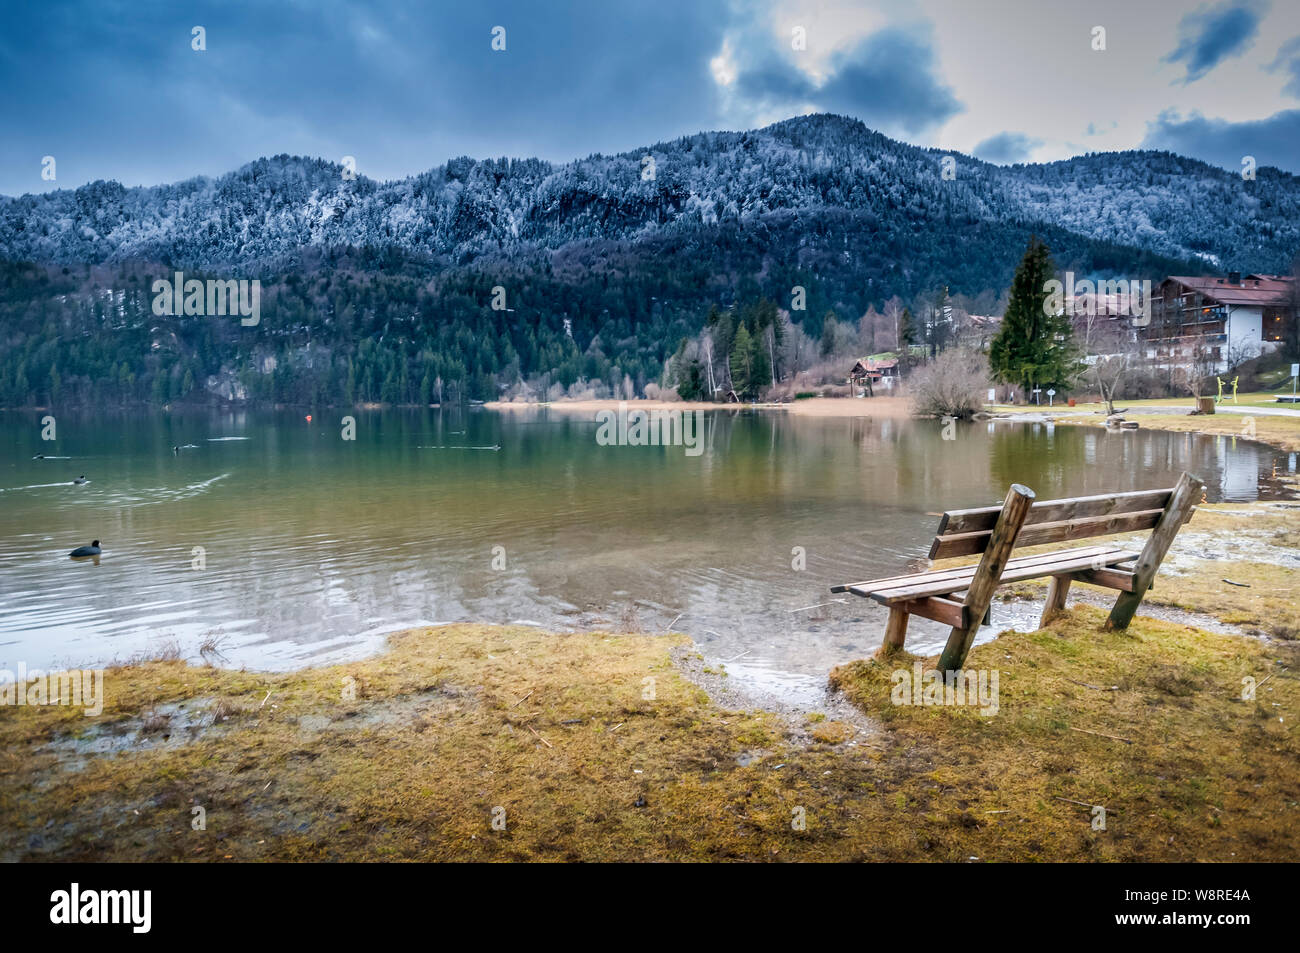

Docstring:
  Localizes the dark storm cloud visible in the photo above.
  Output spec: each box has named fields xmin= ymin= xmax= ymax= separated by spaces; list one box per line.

xmin=1163 ymin=1 xmax=1264 ymax=83
xmin=972 ymin=132 xmax=1043 ymax=164
xmin=1 ymin=0 xmax=1288 ymax=196
xmin=1141 ymin=108 xmax=1300 ymax=174
xmin=0 ymin=0 xmax=729 ymax=195
xmin=732 ymin=27 xmax=962 ymax=136
xmin=817 ymin=29 xmax=963 ymax=135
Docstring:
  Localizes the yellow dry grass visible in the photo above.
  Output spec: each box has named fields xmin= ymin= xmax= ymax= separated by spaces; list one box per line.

xmin=2 ymin=599 xmax=1297 ymax=860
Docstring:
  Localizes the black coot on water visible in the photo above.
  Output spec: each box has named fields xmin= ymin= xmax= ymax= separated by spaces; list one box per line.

xmin=72 ymin=475 xmax=89 ymax=485
xmin=69 ymin=540 xmax=101 ymax=557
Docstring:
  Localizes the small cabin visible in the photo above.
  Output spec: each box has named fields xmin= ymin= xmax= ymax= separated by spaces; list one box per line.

xmin=848 ymin=357 xmax=899 ymax=395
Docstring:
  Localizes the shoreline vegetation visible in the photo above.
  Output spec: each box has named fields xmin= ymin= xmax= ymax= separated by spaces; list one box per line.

xmin=484 ymin=393 xmax=1300 ymax=453
xmin=484 ymin=395 xmax=917 ymax=418
xmin=2 ymin=496 xmax=1296 ymax=862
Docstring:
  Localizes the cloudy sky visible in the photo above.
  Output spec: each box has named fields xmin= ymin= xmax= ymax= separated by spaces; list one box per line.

xmin=3 ymin=0 xmax=1299 ymax=195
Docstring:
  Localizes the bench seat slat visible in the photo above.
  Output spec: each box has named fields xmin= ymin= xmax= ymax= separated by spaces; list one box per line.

xmin=843 ymin=545 xmax=1126 ymax=597
xmin=858 ymin=549 xmax=1138 ymax=603
xmin=828 ymin=544 xmax=1116 ymax=594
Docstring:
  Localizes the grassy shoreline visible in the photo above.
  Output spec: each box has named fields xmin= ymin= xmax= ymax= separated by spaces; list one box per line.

xmin=3 ymin=495 xmax=1296 ymax=861
xmin=485 ymin=394 xmax=1300 ymax=452
xmin=484 ymin=395 xmax=914 ymax=417
xmin=1048 ymin=412 xmax=1300 ymax=454
xmin=987 ymin=396 xmax=1300 ymax=454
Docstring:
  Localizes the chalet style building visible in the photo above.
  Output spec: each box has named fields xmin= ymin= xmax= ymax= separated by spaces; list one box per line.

xmin=848 ymin=357 xmax=899 ymax=395
xmin=1146 ymin=273 xmax=1295 ymax=370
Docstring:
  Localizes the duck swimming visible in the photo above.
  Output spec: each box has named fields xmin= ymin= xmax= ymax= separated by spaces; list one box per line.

xmin=69 ymin=540 xmax=101 ymax=557
xmin=32 ymin=453 xmax=44 ymax=459
xmin=72 ymin=475 xmax=89 ymax=485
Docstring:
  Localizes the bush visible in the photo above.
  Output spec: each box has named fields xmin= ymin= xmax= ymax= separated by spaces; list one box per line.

xmin=906 ymin=348 xmax=990 ymax=418
xmin=644 ymin=383 xmax=681 ymax=401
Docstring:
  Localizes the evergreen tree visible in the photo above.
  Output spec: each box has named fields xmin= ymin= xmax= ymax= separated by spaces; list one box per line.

xmin=989 ymin=236 xmax=1080 ymax=395
xmin=729 ymin=323 xmax=753 ymax=397
xmin=819 ymin=310 xmax=838 ymax=357
xmin=750 ymin=325 xmax=772 ymax=394
xmin=899 ymin=308 xmax=917 ymax=348
xmin=681 ymin=359 xmax=704 ymax=400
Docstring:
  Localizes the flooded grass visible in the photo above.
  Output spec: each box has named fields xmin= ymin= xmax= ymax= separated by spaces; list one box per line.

xmin=2 ymin=599 xmax=1297 ymax=860
xmin=9 ymin=474 xmax=1293 ymax=860
xmin=1052 ymin=412 xmax=1300 ymax=454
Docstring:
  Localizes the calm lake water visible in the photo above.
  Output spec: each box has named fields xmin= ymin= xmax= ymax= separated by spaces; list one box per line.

xmin=1 ymin=407 xmax=1294 ymax=705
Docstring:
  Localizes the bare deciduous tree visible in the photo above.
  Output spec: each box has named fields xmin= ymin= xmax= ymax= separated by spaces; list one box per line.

xmin=882 ymin=296 xmax=904 ymax=353
xmin=1173 ymin=347 xmax=1219 ymax=401
xmin=1084 ymin=317 xmax=1143 ymax=415
xmin=906 ymin=347 xmax=990 ymax=418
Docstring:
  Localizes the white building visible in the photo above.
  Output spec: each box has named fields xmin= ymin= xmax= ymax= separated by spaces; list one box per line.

xmin=1147 ymin=273 xmax=1294 ymax=372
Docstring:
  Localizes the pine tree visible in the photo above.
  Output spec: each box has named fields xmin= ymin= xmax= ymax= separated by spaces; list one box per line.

xmin=729 ymin=323 xmax=753 ymax=397
xmin=684 ymin=359 xmax=703 ymax=400
xmin=899 ymin=308 xmax=917 ymax=348
xmin=989 ymin=236 xmax=1080 ymax=396
xmin=819 ymin=311 xmax=838 ymax=357
xmin=750 ymin=325 xmax=772 ymax=394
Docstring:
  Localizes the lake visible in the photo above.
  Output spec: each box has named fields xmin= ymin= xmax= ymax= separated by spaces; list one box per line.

xmin=1 ymin=406 xmax=1294 ymax=706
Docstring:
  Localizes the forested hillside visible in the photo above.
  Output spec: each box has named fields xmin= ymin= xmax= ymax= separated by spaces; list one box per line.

xmin=2 ymin=113 xmax=1295 ymax=407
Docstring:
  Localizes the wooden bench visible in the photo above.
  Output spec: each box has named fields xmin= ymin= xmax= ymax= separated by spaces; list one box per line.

xmin=830 ymin=472 xmax=1204 ymax=672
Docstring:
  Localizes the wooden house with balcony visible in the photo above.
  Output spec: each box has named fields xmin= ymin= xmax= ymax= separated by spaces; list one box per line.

xmin=848 ymin=356 xmax=899 ymax=396
xmin=1146 ymin=273 xmax=1294 ymax=371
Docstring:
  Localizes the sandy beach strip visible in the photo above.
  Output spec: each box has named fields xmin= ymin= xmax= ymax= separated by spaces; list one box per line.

xmin=483 ymin=396 xmax=913 ymax=418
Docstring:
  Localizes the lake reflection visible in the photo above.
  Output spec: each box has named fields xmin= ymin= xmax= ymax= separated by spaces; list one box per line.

xmin=0 ymin=408 xmax=1293 ymax=701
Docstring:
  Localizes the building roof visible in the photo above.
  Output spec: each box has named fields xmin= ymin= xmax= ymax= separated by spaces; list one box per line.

xmin=1162 ymin=275 xmax=1294 ymax=307
xmin=849 ymin=357 xmax=898 ymax=375
xmin=1069 ymin=292 xmax=1137 ymax=317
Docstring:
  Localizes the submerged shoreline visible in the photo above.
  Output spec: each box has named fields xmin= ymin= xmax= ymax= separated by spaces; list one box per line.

xmin=484 ymin=395 xmax=915 ymax=417
xmin=3 ymin=605 xmax=1294 ymax=861
xmin=2 ymin=497 xmax=1295 ymax=861
xmin=486 ymin=394 xmax=1300 ymax=452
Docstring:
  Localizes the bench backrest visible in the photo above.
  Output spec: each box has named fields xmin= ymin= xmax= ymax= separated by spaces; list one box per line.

xmin=928 ymin=487 xmax=1181 ymax=560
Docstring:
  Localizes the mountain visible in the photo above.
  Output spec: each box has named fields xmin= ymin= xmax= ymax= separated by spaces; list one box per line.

xmin=3 ymin=114 xmax=1298 ymax=272
xmin=1 ymin=114 xmax=1298 ymax=409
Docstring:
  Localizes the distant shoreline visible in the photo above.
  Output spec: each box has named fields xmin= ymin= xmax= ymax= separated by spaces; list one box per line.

xmin=483 ymin=396 xmax=915 ymax=418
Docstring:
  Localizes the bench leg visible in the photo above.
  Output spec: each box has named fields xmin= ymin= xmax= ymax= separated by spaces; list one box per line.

xmin=1040 ymin=574 xmax=1072 ymax=628
xmin=938 ymin=484 xmax=1035 ymax=673
xmin=875 ymin=607 xmax=909 ymax=659
xmin=1107 ymin=471 xmax=1203 ymax=631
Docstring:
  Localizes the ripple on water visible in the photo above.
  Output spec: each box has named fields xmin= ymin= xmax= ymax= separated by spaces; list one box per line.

xmin=0 ymin=409 xmax=1293 ymax=708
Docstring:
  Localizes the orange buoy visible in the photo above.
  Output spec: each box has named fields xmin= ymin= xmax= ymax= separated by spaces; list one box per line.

xmin=305 ymin=415 xmax=312 ymax=422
